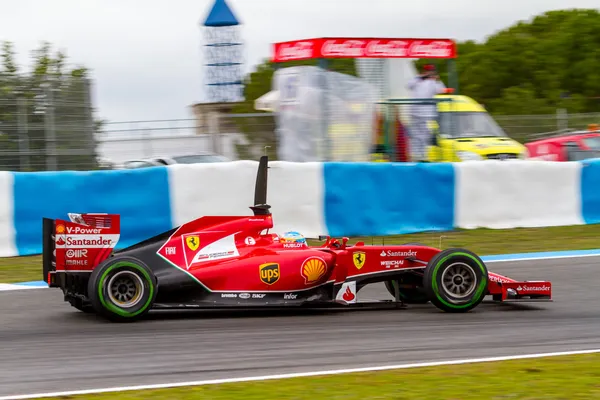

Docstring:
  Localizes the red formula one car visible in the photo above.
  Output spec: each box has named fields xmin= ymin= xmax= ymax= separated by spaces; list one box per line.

xmin=41 ymin=156 xmax=552 ymax=322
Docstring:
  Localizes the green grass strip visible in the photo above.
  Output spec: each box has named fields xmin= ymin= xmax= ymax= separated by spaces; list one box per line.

xmin=36 ymin=353 xmax=600 ymax=399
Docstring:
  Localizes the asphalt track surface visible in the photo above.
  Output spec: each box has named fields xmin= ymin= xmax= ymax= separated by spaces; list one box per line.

xmin=2 ymin=256 xmax=600 ymax=398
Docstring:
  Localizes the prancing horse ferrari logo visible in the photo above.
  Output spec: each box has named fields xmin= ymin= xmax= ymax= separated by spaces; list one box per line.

xmin=185 ymin=235 xmax=200 ymax=251
xmin=353 ymin=251 xmax=366 ymax=270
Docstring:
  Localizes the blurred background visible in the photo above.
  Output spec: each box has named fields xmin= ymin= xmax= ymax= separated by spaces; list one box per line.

xmin=1 ymin=0 xmax=599 ymax=171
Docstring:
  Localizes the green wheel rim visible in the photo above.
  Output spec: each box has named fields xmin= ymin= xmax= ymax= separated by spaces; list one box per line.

xmin=97 ymin=261 xmax=154 ymax=318
xmin=430 ymin=252 xmax=487 ymax=309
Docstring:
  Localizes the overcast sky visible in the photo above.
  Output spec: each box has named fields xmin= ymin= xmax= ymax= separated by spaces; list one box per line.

xmin=1 ymin=0 xmax=596 ymax=123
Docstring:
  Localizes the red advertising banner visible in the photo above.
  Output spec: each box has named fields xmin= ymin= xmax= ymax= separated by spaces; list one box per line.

xmin=272 ymin=38 xmax=457 ymax=62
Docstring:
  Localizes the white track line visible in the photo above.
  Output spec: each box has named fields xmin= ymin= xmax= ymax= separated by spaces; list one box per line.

xmin=484 ymin=253 xmax=600 ymax=263
xmin=2 ymin=349 xmax=599 ymax=400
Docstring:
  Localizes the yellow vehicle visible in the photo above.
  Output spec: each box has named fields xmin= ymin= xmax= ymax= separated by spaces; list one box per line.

xmin=425 ymin=94 xmax=527 ymax=162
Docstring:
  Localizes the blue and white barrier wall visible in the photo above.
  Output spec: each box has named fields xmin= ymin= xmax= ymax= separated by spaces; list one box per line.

xmin=1 ymin=159 xmax=600 ymax=257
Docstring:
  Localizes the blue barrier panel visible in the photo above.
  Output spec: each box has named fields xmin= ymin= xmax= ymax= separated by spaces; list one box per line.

xmin=13 ymin=167 xmax=173 ymax=256
xmin=581 ymin=158 xmax=600 ymax=224
xmin=323 ymin=162 xmax=456 ymax=237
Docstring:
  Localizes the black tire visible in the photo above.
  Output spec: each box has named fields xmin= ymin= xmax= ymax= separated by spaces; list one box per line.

xmin=384 ymin=242 xmax=430 ymax=304
xmin=87 ymin=256 xmax=157 ymax=322
xmin=423 ymin=248 xmax=488 ymax=313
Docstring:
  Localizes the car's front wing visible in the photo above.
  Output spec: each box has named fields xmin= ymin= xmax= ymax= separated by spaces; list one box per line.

xmin=488 ymin=272 xmax=552 ymax=301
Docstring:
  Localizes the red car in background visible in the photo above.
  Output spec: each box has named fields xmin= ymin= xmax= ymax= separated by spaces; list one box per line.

xmin=525 ymin=124 xmax=600 ymax=161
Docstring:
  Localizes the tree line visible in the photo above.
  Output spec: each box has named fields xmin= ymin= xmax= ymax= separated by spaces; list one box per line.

xmin=0 ymin=41 xmax=103 ymax=171
xmin=235 ymin=8 xmax=600 ymax=117
xmin=2 ymin=8 xmax=597 ymax=170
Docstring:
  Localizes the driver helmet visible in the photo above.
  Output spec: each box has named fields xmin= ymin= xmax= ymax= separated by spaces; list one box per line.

xmin=280 ymin=231 xmax=308 ymax=247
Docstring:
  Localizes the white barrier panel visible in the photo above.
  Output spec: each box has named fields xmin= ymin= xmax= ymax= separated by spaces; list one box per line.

xmin=168 ymin=161 xmax=326 ymax=238
xmin=0 ymin=172 xmax=16 ymax=257
xmin=455 ymin=161 xmax=584 ymax=229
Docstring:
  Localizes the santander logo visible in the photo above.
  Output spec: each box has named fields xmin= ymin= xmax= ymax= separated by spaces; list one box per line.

xmin=277 ymin=41 xmax=314 ymax=60
xmin=342 ymin=286 xmax=355 ymax=301
xmin=321 ymin=39 xmax=365 ymax=57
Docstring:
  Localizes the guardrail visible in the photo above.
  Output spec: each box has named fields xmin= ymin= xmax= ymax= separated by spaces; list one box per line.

xmin=1 ymin=159 xmax=600 ymax=257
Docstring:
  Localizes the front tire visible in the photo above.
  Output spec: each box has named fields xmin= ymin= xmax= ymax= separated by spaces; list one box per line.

xmin=423 ymin=248 xmax=488 ymax=313
xmin=87 ymin=256 xmax=157 ymax=322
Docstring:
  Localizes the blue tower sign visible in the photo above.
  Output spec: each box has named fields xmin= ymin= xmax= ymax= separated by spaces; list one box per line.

xmin=201 ymin=0 xmax=244 ymax=103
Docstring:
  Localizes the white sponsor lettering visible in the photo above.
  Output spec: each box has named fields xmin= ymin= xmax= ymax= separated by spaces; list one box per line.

xmin=239 ymin=293 xmax=250 ymax=299
xmin=66 ymin=237 xmax=113 ymax=247
xmin=517 ymin=285 xmax=551 ymax=292
xmin=165 ymin=247 xmax=176 ymax=255
xmin=66 ymin=249 xmax=88 ymax=258
xmin=408 ymin=40 xmax=453 ymax=58
xmin=321 ymin=39 xmax=365 ymax=57
xmin=66 ymin=259 xmax=88 ymax=266
xmin=489 ymin=275 xmax=512 ymax=283
xmin=382 ymin=250 xmax=417 ymax=257
xmin=284 ymin=293 xmax=298 ymax=300
xmin=190 ymin=234 xmax=240 ymax=266
xmin=221 ymin=293 xmax=237 ymax=298
xmin=66 ymin=226 xmax=103 ymax=235
xmin=381 ymin=260 xmax=404 ymax=268
xmin=277 ymin=41 xmax=314 ymax=60
xmin=365 ymin=40 xmax=409 ymax=57
xmin=283 ymin=243 xmax=304 ymax=248
xmin=252 ymin=293 xmax=266 ymax=299
xmin=55 ymin=234 xmax=119 ymax=249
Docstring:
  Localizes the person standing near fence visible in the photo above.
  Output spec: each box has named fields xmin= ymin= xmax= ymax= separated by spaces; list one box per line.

xmin=406 ymin=64 xmax=446 ymax=162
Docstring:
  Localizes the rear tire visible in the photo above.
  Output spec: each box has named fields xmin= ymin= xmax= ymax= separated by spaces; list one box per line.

xmin=87 ymin=256 xmax=157 ymax=322
xmin=423 ymin=248 xmax=488 ymax=313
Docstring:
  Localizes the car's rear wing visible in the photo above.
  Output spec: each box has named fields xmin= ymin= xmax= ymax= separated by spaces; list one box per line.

xmin=42 ymin=217 xmax=57 ymax=286
xmin=42 ymin=213 xmax=121 ymax=287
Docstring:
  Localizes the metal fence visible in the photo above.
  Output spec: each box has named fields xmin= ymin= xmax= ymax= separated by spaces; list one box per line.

xmin=495 ymin=111 xmax=600 ymax=143
xmin=0 ymin=74 xmax=96 ymax=172
xmin=2 ymin=82 xmax=600 ymax=171
xmin=96 ymin=113 xmax=277 ymax=169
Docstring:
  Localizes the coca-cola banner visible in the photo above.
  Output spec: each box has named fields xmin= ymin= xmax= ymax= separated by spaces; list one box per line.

xmin=273 ymin=38 xmax=456 ymax=62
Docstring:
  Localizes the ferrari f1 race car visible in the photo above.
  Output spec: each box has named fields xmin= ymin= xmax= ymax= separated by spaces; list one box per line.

xmin=41 ymin=156 xmax=552 ymax=322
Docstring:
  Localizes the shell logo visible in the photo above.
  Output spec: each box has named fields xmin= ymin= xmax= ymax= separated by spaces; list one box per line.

xmin=56 ymin=224 xmax=65 ymax=234
xmin=301 ymin=257 xmax=327 ymax=285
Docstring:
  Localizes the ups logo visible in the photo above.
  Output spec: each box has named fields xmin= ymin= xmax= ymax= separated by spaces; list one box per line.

xmin=260 ymin=263 xmax=280 ymax=285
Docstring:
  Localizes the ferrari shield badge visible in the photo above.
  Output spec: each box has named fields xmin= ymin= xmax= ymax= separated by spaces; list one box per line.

xmin=185 ymin=235 xmax=200 ymax=251
xmin=260 ymin=263 xmax=280 ymax=285
xmin=353 ymin=251 xmax=366 ymax=270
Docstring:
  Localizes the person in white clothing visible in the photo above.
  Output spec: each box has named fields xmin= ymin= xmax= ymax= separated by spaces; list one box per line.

xmin=406 ymin=64 xmax=446 ymax=161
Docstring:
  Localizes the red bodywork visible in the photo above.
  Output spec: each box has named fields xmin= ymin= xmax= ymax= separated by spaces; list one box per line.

xmin=49 ymin=211 xmax=551 ymax=304
xmin=526 ymin=131 xmax=600 ymax=161
xmin=44 ymin=155 xmax=552 ymax=315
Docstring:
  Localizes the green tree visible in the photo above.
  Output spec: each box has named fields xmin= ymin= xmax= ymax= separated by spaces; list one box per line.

xmin=415 ymin=9 xmax=600 ymax=116
xmin=0 ymin=41 xmax=102 ymax=171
